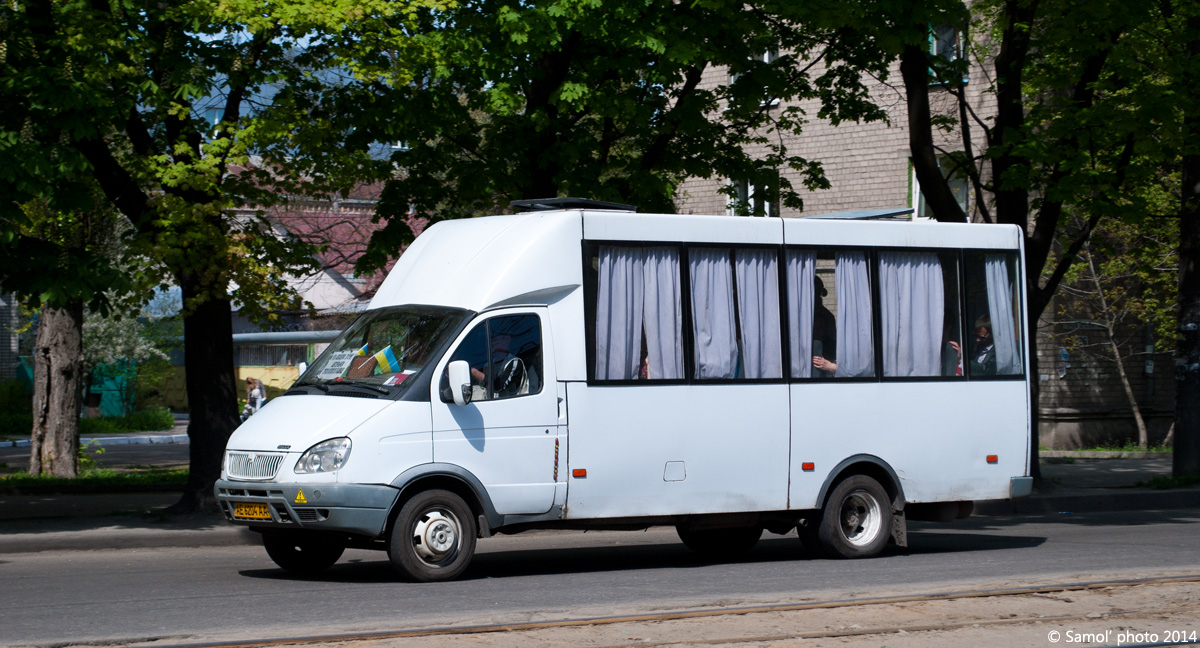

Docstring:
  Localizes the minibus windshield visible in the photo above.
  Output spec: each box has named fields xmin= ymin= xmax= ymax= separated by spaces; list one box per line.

xmin=297 ymin=306 xmax=466 ymax=392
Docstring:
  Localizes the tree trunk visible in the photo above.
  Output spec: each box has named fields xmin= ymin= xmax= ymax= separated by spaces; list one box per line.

xmin=29 ymin=300 xmax=84 ymax=477
xmin=168 ymin=277 xmax=240 ymax=514
xmin=900 ymin=44 xmax=968 ymax=224
xmin=1175 ymin=13 xmax=1200 ymax=478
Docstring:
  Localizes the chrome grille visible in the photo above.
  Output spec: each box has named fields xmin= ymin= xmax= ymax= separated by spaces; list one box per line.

xmin=225 ymin=451 xmax=285 ymax=481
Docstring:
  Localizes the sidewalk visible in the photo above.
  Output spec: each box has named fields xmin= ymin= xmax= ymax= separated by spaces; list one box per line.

xmin=0 ymin=453 xmax=1197 ymax=555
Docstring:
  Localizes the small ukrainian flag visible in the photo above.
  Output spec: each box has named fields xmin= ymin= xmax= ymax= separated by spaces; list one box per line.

xmin=373 ymin=346 xmax=400 ymax=373
xmin=356 ymin=343 xmax=369 ymax=357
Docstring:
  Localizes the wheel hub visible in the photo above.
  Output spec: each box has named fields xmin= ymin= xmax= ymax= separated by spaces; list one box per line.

xmin=839 ymin=491 xmax=882 ymax=547
xmin=412 ymin=510 xmax=460 ymax=562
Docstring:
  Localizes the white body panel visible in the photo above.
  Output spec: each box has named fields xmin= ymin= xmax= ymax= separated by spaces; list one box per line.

xmin=788 ymin=381 xmax=1029 ymax=507
xmin=565 ymin=383 xmax=790 ymax=518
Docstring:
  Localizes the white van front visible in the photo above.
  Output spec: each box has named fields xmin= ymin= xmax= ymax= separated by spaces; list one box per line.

xmin=214 ymin=304 xmax=469 ymax=541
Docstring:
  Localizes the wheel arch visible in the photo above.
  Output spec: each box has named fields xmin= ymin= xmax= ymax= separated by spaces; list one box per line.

xmin=815 ymin=454 xmax=906 ymax=511
xmin=387 ymin=463 xmax=501 ymax=536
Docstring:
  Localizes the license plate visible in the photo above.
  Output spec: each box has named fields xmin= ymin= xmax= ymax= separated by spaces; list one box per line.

xmin=233 ymin=502 xmax=272 ymax=520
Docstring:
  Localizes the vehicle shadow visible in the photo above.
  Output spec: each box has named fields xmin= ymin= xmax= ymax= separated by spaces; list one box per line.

xmin=238 ymin=529 xmax=1047 ymax=583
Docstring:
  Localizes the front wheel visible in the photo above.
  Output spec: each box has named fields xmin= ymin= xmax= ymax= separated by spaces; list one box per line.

xmin=388 ymin=489 xmax=477 ymax=582
xmin=816 ymin=475 xmax=893 ymax=559
xmin=262 ymin=533 xmax=345 ymax=576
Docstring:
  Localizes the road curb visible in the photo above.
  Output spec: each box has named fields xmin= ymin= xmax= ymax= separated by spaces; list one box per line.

xmin=1 ymin=433 xmax=189 ymax=448
xmin=0 ymin=525 xmax=260 ymax=554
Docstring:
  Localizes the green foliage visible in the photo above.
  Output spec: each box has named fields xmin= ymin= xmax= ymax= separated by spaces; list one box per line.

xmin=1057 ymin=216 xmax=1179 ymax=355
xmin=329 ymin=0 xmax=899 ymax=270
xmin=79 ymin=407 xmax=176 ymax=436
xmin=0 ymin=411 xmax=32 ymax=438
xmin=0 ymin=0 xmax=405 ymax=322
xmin=0 ymin=379 xmax=31 ymax=411
xmin=0 ymin=467 xmax=188 ymax=487
xmin=1138 ymin=473 xmax=1200 ymax=490
xmin=77 ymin=441 xmax=105 ymax=471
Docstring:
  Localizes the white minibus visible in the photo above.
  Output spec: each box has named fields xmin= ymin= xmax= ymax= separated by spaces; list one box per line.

xmin=216 ymin=200 xmax=1032 ymax=582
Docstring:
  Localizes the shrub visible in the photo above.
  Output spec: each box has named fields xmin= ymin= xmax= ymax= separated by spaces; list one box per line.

xmin=80 ymin=417 xmax=125 ymax=436
xmin=0 ymin=411 xmax=32 ymax=437
xmin=124 ymin=407 xmax=175 ymax=431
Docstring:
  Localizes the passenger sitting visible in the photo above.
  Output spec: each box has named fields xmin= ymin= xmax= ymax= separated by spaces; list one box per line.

xmin=948 ymin=315 xmax=996 ymax=376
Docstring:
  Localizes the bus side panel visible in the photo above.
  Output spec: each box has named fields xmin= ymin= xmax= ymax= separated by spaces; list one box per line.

xmin=789 ymin=381 xmax=1029 ymax=508
xmin=564 ymin=383 xmax=790 ymax=519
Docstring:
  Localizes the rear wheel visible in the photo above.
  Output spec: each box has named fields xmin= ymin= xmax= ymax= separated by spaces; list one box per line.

xmin=388 ymin=489 xmax=477 ymax=582
xmin=262 ymin=533 xmax=344 ymax=576
xmin=816 ymin=475 xmax=893 ymax=559
xmin=676 ymin=525 xmax=763 ymax=557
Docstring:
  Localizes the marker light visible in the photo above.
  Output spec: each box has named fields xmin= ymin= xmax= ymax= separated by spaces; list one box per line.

xmin=987 ymin=455 xmax=998 ymax=464
xmin=572 ymin=469 xmax=587 ymax=478
xmin=801 ymin=462 xmax=815 ymax=471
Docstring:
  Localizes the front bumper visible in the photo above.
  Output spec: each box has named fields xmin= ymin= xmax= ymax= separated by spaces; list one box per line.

xmin=215 ymin=480 xmax=399 ymax=538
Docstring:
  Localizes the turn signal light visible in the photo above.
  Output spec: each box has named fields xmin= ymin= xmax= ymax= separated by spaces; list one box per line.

xmin=572 ymin=469 xmax=587 ymax=478
xmin=987 ymin=455 xmax=998 ymax=464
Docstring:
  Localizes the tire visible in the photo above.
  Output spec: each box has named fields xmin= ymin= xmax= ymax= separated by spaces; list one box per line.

xmin=816 ymin=475 xmax=893 ymax=559
xmin=388 ymin=489 xmax=477 ymax=582
xmin=676 ymin=525 xmax=763 ymax=557
xmin=262 ymin=533 xmax=345 ymax=576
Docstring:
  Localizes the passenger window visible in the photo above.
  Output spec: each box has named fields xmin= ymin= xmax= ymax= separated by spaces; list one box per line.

xmin=786 ymin=250 xmax=875 ymax=379
xmin=441 ymin=314 xmax=543 ymax=402
xmin=593 ymin=245 xmax=684 ymax=380
xmin=962 ymin=252 xmax=1023 ymax=377
xmin=878 ymin=250 xmax=963 ymax=378
xmin=688 ymin=247 xmax=782 ymax=379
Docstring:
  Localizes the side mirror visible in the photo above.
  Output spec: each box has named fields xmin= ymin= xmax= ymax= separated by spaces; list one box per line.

xmin=448 ymin=360 xmax=472 ymax=406
xmin=297 ymin=362 xmax=308 ymax=376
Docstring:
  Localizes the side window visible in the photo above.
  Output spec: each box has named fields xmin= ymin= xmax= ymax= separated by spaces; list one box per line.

xmin=688 ymin=247 xmax=782 ymax=380
xmin=489 ymin=315 xmax=542 ymax=399
xmin=878 ymin=250 xmax=962 ymax=378
xmin=786 ymin=250 xmax=875 ymax=379
xmin=441 ymin=314 xmax=543 ymax=402
xmin=592 ymin=245 xmax=684 ymax=381
xmin=962 ymin=252 xmax=1023 ymax=377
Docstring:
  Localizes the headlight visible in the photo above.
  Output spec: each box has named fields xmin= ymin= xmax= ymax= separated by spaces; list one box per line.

xmin=295 ymin=437 xmax=352 ymax=474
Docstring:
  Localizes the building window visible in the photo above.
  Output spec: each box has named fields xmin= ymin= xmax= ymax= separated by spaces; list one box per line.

xmin=727 ymin=174 xmax=780 ymax=218
xmin=929 ymin=23 xmax=968 ymax=84
xmin=912 ymin=156 xmax=969 ymax=220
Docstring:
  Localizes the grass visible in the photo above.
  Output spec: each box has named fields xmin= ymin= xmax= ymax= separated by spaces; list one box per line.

xmin=0 ymin=467 xmax=188 ymax=488
xmin=1136 ymin=473 xmax=1200 ymax=490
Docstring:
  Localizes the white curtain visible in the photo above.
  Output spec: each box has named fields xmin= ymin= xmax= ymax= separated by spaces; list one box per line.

xmin=689 ymin=248 xmax=738 ymax=379
xmin=985 ymin=254 xmax=1021 ymax=375
xmin=595 ymin=246 xmax=644 ymax=380
xmin=879 ymin=252 xmax=944 ymax=377
xmin=786 ymin=250 xmax=816 ymax=379
xmin=735 ymin=249 xmax=782 ymax=379
xmin=644 ymin=247 xmax=684 ymax=379
xmin=836 ymin=252 xmax=875 ymax=378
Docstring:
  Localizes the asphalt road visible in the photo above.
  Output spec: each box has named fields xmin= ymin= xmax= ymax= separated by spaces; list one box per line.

xmin=0 ymin=439 xmax=190 ymax=470
xmin=2 ymin=507 xmax=1198 ymax=647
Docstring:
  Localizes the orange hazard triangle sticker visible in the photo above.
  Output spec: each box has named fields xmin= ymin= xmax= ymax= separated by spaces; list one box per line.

xmin=294 ymin=489 xmax=308 ymax=504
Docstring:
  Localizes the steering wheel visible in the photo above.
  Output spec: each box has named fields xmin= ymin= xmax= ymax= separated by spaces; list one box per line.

xmin=493 ymin=357 xmax=526 ymax=398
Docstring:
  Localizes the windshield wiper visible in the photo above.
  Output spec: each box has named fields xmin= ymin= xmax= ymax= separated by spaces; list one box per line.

xmin=328 ymin=382 xmax=391 ymax=395
xmin=285 ymin=382 xmax=330 ymax=395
